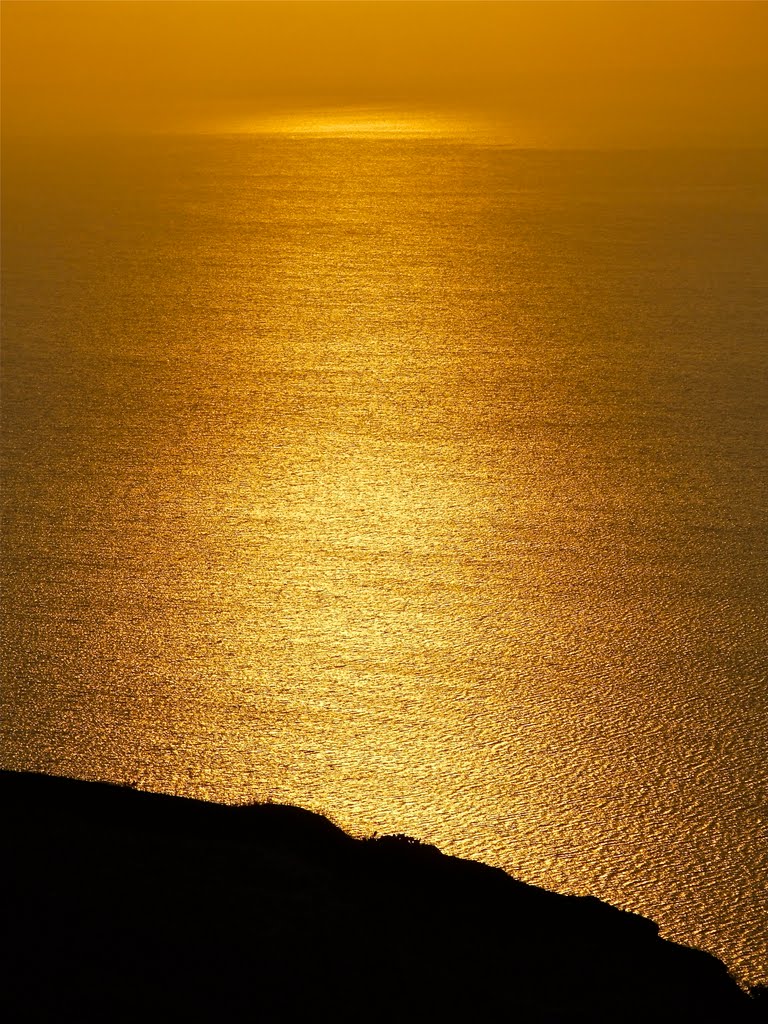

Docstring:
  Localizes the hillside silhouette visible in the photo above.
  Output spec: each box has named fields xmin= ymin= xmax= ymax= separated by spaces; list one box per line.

xmin=2 ymin=770 xmax=762 ymax=1021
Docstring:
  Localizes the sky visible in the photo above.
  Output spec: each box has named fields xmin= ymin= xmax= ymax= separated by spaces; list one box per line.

xmin=2 ymin=1 xmax=768 ymax=145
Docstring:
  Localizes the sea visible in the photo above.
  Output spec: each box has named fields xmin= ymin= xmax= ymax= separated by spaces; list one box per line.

xmin=2 ymin=131 xmax=766 ymax=987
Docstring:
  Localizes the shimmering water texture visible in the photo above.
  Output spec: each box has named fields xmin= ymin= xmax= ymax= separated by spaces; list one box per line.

xmin=2 ymin=136 xmax=767 ymax=986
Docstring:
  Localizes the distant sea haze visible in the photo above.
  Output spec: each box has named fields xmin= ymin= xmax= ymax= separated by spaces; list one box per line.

xmin=2 ymin=135 xmax=766 ymax=987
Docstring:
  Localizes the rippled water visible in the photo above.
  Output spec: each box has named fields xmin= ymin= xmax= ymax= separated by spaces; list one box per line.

xmin=2 ymin=135 xmax=767 ymax=986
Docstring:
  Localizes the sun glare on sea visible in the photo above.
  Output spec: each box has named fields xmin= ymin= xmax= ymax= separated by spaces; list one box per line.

xmin=212 ymin=108 xmax=482 ymax=140
xmin=194 ymin=107 xmax=544 ymax=146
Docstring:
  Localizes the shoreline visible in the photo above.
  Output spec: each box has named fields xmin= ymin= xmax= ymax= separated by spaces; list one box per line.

xmin=2 ymin=770 xmax=763 ymax=1021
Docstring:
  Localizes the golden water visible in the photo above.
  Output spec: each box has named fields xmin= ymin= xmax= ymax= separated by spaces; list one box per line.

xmin=2 ymin=133 xmax=766 ymax=985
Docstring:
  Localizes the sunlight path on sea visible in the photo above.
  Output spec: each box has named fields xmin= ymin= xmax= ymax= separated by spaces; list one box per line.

xmin=2 ymin=132 xmax=766 ymax=985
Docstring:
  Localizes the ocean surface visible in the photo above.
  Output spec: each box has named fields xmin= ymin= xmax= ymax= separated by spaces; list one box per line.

xmin=2 ymin=133 xmax=767 ymax=986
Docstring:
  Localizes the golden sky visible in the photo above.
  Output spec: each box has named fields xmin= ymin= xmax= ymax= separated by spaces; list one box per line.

xmin=3 ymin=1 xmax=767 ymax=145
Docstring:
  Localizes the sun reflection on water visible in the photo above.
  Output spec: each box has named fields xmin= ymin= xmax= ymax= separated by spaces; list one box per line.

xmin=3 ymin=131 xmax=766 ymax=986
xmin=216 ymin=107 xmax=482 ymax=140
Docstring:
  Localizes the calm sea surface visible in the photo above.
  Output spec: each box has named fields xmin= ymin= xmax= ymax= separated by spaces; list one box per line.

xmin=2 ymin=135 xmax=767 ymax=985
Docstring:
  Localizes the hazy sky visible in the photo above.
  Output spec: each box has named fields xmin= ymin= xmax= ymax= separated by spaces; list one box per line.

xmin=3 ymin=1 xmax=767 ymax=145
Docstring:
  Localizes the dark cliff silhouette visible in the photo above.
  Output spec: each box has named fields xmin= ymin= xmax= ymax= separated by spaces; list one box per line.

xmin=2 ymin=770 xmax=762 ymax=1022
